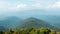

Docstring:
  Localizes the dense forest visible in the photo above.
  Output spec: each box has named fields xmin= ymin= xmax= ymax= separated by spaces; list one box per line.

xmin=0 ymin=27 xmax=60 ymax=34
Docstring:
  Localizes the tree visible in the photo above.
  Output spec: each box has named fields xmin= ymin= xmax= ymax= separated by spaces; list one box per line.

xmin=0 ymin=31 xmax=4 ymax=34
xmin=39 ymin=27 xmax=51 ymax=34
xmin=49 ymin=30 xmax=56 ymax=34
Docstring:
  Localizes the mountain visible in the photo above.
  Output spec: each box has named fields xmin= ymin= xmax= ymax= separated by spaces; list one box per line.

xmin=17 ymin=17 xmax=56 ymax=29
xmin=0 ymin=16 xmax=22 ymax=29
xmin=0 ymin=26 xmax=7 ymax=31
xmin=54 ymin=23 xmax=60 ymax=29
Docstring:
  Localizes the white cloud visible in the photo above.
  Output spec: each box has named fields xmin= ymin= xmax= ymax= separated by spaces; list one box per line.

xmin=0 ymin=0 xmax=60 ymax=11
xmin=0 ymin=1 xmax=8 ymax=10
xmin=8 ymin=1 xmax=60 ymax=11
xmin=0 ymin=1 xmax=28 ymax=11
xmin=16 ymin=4 xmax=27 ymax=9
xmin=47 ymin=1 xmax=60 ymax=9
xmin=8 ymin=3 xmax=28 ymax=10
xmin=52 ymin=1 xmax=60 ymax=8
xmin=31 ymin=3 xmax=42 ymax=8
xmin=8 ymin=3 xmax=43 ymax=10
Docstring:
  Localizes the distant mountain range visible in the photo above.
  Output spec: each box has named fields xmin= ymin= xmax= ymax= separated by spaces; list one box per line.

xmin=15 ymin=17 xmax=56 ymax=30
xmin=0 ymin=16 xmax=60 ymax=30
xmin=0 ymin=26 xmax=7 ymax=31
xmin=0 ymin=16 xmax=22 ymax=30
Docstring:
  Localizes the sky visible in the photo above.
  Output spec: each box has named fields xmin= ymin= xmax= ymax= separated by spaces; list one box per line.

xmin=0 ymin=0 xmax=60 ymax=16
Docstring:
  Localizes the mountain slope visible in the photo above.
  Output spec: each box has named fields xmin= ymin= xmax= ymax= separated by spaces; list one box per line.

xmin=54 ymin=23 xmax=60 ymax=29
xmin=17 ymin=17 xmax=55 ymax=29
xmin=0 ymin=26 xmax=7 ymax=31
xmin=0 ymin=16 xmax=22 ymax=29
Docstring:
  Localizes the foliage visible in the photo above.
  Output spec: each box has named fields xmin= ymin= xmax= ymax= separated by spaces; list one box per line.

xmin=0 ymin=27 xmax=59 ymax=34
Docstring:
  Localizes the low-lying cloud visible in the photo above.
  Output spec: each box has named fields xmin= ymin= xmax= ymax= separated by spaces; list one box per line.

xmin=0 ymin=0 xmax=60 ymax=11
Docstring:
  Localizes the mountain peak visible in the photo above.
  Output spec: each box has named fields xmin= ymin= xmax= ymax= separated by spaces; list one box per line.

xmin=17 ymin=17 xmax=55 ymax=29
xmin=24 ymin=17 xmax=40 ymax=21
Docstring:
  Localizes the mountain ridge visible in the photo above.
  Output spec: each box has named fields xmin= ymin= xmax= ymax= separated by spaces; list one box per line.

xmin=16 ymin=17 xmax=56 ymax=30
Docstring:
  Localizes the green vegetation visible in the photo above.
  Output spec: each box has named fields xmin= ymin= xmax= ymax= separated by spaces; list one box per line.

xmin=0 ymin=27 xmax=59 ymax=34
xmin=0 ymin=17 xmax=60 ymax=34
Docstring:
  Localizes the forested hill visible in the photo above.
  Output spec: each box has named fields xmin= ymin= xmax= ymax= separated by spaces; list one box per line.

xmin=16 ymin=17 xmax=56 ymax=30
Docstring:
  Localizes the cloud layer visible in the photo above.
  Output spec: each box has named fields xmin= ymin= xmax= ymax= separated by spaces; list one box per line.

xmin=0 ymin=0 xmax=60 ymax=10
xmin=0 ymin=0 xmax=60 ymax=11
xmin=47 ymin=1 xmax=60 ymax=8
xmin=8 ymin=0 xmax=60 ymax=11
xmin=0 ymin=0 xmax=60 ymax=16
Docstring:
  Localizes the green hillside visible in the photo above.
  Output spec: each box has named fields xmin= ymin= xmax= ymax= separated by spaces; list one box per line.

xmin=16 ymin=17 xmax=56 ymax=30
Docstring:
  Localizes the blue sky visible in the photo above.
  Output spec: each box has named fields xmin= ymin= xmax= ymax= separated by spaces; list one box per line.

xmin=0 ymin=0 xmax=60 ymax=16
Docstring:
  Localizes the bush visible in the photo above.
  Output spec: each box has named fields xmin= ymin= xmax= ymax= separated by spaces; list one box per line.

xmin=0 ymin=27 xmax=59 ymax=34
